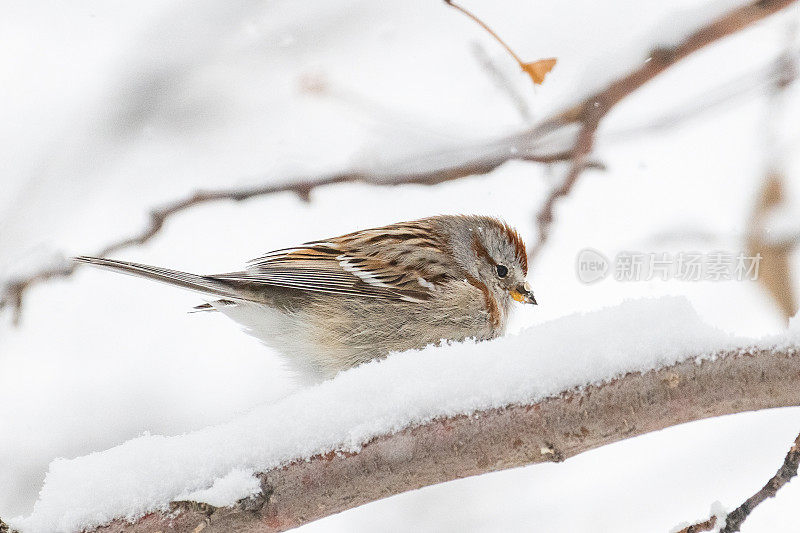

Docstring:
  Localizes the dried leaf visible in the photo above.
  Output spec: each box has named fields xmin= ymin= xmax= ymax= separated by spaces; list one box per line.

xmin=521 ymin=58 xmax=557 ymax=85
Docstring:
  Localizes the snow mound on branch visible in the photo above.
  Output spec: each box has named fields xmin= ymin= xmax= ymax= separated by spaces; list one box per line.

xmin=176 ymin=468 xmax=262 ymax=508
xmin=11 ymin=296 xmax=793 ymax=533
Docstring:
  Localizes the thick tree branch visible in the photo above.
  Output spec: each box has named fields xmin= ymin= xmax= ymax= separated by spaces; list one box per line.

xmin=76 ymin=345 xmax=800 ymax=533
xmin=1 ymin=0 xmax=795 ymax=322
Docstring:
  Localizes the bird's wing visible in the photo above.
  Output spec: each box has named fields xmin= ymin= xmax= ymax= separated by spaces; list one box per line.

xmin=214 ymin=222 xmax=456 ymax=301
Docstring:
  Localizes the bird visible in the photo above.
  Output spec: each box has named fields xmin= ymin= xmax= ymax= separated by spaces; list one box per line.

xmin=74 ymin=215 xmax=536 ymax=381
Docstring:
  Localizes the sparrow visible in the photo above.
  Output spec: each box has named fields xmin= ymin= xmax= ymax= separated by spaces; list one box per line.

xmin=74 ymin=215 xmax=536 ymax=381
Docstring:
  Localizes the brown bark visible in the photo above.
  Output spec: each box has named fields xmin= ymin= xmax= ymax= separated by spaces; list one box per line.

xmin=80 ymin=346 xmax=800 ymax=533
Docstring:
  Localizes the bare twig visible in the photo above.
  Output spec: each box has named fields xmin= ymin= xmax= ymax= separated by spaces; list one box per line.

xmin=443 ymin=0 xmax=556 ymax=85
xmin=443 ymin=0 xmax=528 ymax=67
xmin=78 ymin=345 xmax=800 ymax=532
xmin=720 ymin=432 xmax=800 ymax=532
xmin=1 ymin=0 xmax=796 ymax=322
xmin=680 ymin=431 xmax=800 ymax=533
xmin=0 ymin=263 xmax=74 ymax=326
xmin=527 ymin=0 xmax=799 ymax=259
xmin=529 ymin=120 xmax=599 ymax=258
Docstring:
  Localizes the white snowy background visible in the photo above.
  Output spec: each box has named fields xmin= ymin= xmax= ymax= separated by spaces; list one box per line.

xmin=2 ymin=0 xmax=800 ymax=531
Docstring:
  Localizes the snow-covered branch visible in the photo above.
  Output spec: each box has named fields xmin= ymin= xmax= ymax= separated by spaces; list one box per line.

xmin=10 ymin=298 xmax=800 ymax=533
xmin=85 ymin=344 xmax=800 ymax=533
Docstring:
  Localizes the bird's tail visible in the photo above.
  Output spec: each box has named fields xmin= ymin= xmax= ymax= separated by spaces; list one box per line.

xmin=73 ymin=256 xmax=243 ymax=301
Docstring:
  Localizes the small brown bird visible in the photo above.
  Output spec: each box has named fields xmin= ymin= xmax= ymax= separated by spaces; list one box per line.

xmin=75 ymin=215 xmax=536 ymax=381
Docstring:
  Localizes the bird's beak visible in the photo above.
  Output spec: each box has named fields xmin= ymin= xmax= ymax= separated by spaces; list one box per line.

xmin=510 ymin=281 xmax=537 ymax=305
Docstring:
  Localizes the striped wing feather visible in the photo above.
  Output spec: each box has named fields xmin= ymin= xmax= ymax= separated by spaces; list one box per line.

xmin=215 ymin=222 xmax=456 ymax=301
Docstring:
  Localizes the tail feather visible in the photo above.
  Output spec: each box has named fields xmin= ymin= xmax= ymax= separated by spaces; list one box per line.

xmin=73 ymin=256 xmax=243 ymax=301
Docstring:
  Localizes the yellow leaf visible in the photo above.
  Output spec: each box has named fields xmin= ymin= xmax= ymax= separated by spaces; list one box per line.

xmin=521 ymin=58 xmax=557 ymax=85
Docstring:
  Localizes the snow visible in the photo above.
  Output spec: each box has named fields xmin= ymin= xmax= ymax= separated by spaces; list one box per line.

xmin=9 ymin=296 xmax=799 ymax=533
xmin=710 ymin=501 xmax=730 ymax=533
xmin=3 ymin=0 xmax=800 ymax=532
xmin=177 ymin=468 xmax=262 ymax=508
xmin=669 ymin=501 xmax=728 ymax=533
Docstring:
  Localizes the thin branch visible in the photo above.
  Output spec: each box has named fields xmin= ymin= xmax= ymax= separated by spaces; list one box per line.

xmin=443 ymin=0 xmax=526 ymax=65
xmin=79 ymin=345 xmax=800 ymax=533
xmin=529 ymin=120 xmax=599 ymax=259
xmin=0 ymin=263 xmax=74 ymax=326
xmin=444 ymin=0 xmax=556 ymax=85
xmin=527 ymin=0 xmax=799 ymax=259
xmin=722 ymin=432 xmax=800 ymax=532
xmin=1 ymin=0 xmax=796 ymax=322
xmin=680 ymin=431 xmax=800 ymax=533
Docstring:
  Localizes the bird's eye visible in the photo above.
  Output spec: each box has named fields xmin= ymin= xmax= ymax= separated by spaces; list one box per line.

xmin=495 ymin=264 xmax=508 ymax=278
